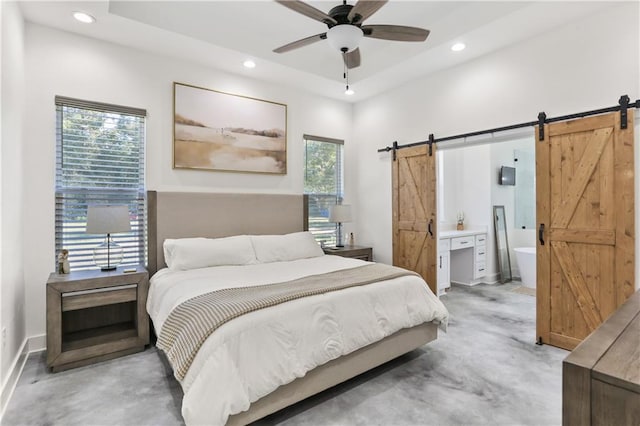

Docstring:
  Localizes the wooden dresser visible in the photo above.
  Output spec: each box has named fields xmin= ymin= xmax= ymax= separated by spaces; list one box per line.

xmin=563 ymin=290 xmax=640 ymax=425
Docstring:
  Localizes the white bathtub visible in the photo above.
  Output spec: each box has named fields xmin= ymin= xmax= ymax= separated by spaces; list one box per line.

xmin=514 ymin=247 xmax=536 ymax=288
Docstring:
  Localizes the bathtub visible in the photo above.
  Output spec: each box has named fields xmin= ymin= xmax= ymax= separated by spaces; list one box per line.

xmin=514 ymin=247 xmax=536 ymax=288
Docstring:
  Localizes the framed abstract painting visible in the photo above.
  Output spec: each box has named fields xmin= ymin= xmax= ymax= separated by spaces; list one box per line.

xmin=173 ymin=82 xmax=287 ymax=174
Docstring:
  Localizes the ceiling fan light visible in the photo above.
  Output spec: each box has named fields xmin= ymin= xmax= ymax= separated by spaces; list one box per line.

xmin=327 ymin=25 xmax=363 ymax=53
xmin=345 ymin=87 xmax=355 ymax=96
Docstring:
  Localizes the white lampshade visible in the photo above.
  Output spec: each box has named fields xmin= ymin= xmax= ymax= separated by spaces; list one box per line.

xmin=329 ymin=204 xmax=352 ymax=223
xmin=86 ymin=205 xmax=131 ymax=234
xmin=326 ymin=25 xmax=363 ymax=52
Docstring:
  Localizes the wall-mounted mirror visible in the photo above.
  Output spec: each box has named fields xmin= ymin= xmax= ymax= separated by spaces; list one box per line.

xmin=493 ymin=205 xmax=512 ymax=283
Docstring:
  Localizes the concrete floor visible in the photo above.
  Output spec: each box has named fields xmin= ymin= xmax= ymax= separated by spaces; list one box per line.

xmin=2 ymin=283 xmax=567 ymax=426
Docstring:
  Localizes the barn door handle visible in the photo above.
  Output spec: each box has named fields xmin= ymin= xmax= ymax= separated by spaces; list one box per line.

xmin=539 ymin=223 xmax=545 ymax=246
xmin=428 ymin=219 xmax=434 ymax=237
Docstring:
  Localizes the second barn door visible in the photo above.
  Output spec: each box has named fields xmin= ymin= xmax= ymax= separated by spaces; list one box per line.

xmin=536 ymin=111 xmax=635 ymax=350
xmin=392 ymin=145 xmax=438 ymax=295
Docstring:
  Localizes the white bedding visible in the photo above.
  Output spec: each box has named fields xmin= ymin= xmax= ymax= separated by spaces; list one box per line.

xmin=148 ymin=255 xmax=449 ymax=425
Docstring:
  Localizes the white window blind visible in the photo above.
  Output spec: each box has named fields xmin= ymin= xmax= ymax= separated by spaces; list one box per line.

xmin=55 ymin=96 xmax=146 ymax=271
xmin=303 ymin=134 xmax=344 ymax=246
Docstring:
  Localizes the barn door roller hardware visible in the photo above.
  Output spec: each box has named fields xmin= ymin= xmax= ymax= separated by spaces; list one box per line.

xmin=537 ymin=112 xmax=547 ymax=141
xmin=427 ymin=134 xmax=434 ymax=156
xmin=377 ymin=94 xmax=639 ymax=154
xmin=619 ymin=95 xmax=630 ymax=129
xmin=381 ymin=141 xmax=399 ymax=160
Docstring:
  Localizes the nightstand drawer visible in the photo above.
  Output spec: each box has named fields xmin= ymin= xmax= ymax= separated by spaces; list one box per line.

xmin=62 ymin=285 xmax=138 ymax=312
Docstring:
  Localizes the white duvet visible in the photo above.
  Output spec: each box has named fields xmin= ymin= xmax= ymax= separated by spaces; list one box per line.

xmin=148 ymin=255 xmax=449 ymax=425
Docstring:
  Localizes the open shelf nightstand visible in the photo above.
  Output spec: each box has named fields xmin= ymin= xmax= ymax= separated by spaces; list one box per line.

xmin=46 ymin=265 xmax=149 ymax=372
xmin=322 ymin=245 xmax=373 ymax=261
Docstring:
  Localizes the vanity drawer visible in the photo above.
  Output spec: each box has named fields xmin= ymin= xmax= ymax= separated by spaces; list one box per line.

xmin=474 ymin=262 xmax=487 ymax=279
xmin=475 ymin=246 xmax=487 ymax=261
xmin=475 ymin=234 xmax=487 ymax=246
xmin=438 ymin=239 xmax=450 ymax=251
xmin=451 ymin=236 xmax=474 ymax=250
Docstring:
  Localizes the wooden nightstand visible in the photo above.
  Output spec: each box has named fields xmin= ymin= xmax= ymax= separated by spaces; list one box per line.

xmin=323 ymin=245 xmax=373 ymax=261
xmin=46 ymin=265 xmax=149 ymax=372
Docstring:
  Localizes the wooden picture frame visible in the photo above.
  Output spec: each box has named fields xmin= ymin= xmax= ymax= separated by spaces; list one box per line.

xmin=173 ymin=82 xmax=287 ymax=174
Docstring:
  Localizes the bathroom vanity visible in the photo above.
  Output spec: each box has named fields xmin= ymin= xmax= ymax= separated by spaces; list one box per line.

xmin=438 ymin=229 xmax=487 ymax=295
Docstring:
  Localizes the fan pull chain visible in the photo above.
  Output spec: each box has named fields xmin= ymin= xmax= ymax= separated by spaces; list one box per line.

xmin=341 ymin=49 xmax=353 ymax=95
xmin=343 ymin=51 xmax=350 ymax=93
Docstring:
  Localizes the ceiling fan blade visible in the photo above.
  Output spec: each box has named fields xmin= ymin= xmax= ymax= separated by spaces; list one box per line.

xmin=362 ymin=24 xmax=430 ymax=42
xmin=348 ymin=0 xmax=388 ymax=24
xmin=275 ymin=0 xmax=337 ymax=25
xmin=273 ymin=33 xmax=327 ymax=53
xmin=343 ymin=48 xmax=361 ymax=69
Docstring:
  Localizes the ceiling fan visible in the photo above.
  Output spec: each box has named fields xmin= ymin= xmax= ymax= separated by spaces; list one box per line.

xmin=273 ymin=0 xmax=430 ymax=69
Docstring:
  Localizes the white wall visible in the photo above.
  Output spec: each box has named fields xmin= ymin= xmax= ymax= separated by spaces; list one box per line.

xmin=0 ymin=0 xmax=26 ymax=402
xmin=352 ymin=3 xmax=640 ymax=267
xmin=439 ymin=145 xmax=494 ymax=279
xmin=489 ymin=137 xmax=536 ymax=279
xmin=9 ymin=0 xmax=640 ymax=354
xmin=22 ymin=24 xmax=353 ymax=339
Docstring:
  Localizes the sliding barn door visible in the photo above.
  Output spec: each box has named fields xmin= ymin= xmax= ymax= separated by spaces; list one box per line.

xmin=536 ymin=111 xmax=635 ymax=350
xmin=392 ymin=145 xmax=438 ymax=295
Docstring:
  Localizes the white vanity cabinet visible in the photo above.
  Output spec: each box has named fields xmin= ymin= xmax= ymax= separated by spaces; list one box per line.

xmin=474 ymin=234 xmax=487 ymax=279
xmin=438 ymin=229 xmax=487 ymax=289
xmin=437 ymin=239 xmax=450 ymax=296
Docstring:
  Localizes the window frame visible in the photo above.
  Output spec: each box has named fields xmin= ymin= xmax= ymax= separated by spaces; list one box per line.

xmin=54 ymin=96 xmax=147 ymax=271
xmin=303 ymin=134 xmax=344 ymax=246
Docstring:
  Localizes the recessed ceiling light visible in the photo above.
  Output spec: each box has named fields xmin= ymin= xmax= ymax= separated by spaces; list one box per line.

xmin=451 ymin=42 xmax=466 ymax=52
xmin=345 ymin=87 xmax=355 ymax=96
xmin=73 ymin=12 xmax=96 ymax=24
xmin=243 ymin=60 xmax=256 ymax=69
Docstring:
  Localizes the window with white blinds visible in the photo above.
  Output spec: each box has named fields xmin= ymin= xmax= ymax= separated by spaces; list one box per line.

xmin=55 ymin=96 xmax=146 ymax=271
xmin=303 ymin=134 xmax=344 ymax=246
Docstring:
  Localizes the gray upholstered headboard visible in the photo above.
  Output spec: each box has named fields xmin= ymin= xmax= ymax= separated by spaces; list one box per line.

xmin=147 ymin=191 xmax=308 ymax=276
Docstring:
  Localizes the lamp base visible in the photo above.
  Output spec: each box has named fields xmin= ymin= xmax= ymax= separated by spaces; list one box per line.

xmin=100 ymin=266 xmax=117 ymax=271
xmin=93 ymin=234 xmax=124 ymax=271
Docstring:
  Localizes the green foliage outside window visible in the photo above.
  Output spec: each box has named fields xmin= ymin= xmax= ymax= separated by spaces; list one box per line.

xmin=303 ymin=137 xmax=343 ymax=246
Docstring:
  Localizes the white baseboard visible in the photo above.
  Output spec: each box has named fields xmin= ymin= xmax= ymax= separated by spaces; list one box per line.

xmin=483 ymin=273 xmax=501 ymax=284
xmin=0 ymin=334 xmax=46 ymax=421
xmin=451 ymin=272 xmax=502 ymax=286
xmin=28 ymin=334 xmax=46 ymax=353
xmin=0 ymin=338 xmax=29 ymax=420
xmin=451 ymin=280 xmax=482 ymax=287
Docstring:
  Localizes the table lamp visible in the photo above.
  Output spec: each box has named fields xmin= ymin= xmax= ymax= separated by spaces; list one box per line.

xmin=329 ymin=204 xmax=352 ymax=247
xmin=86 ymin=205 xmax=131 ymax=271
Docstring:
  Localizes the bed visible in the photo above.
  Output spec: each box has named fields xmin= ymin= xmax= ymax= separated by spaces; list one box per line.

xmin=146 ymin=191 xmax=449 ymax=425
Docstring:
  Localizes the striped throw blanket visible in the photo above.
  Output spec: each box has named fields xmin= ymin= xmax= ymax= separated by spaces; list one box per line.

xmin=157 ymin=263 xmax=418 ymax=381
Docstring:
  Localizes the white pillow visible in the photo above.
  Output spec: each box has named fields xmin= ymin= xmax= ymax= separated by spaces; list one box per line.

xmin=251 ymin=231 xmax=324 ymax=263
xmin=163 ymin=235 xmax=257 ymax=271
